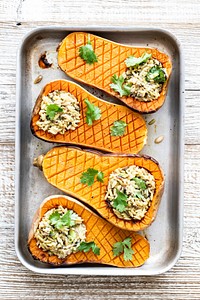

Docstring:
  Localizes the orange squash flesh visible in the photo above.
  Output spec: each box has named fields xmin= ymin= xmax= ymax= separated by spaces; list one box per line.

xmin=31 ymin=79 xmax=147 ymax=154
xmin=36 ymin=146 xmax=164 ymax=231
xmin=57 ymin=32 xmax=172 ymax=113
xmin=28 ymin=195 xmax=150 ymax=267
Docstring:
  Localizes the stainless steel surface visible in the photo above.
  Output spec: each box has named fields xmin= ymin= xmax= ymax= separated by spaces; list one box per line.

xmin=15 ymin=26 xmax=184 ymax=275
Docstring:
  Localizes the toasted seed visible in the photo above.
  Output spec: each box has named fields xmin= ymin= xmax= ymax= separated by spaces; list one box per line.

xmin=148 ymin=119 xmax=156 ymax=125
xmin=154 ymin=136 xmax=164 ymax=144
xmin=34 ymin=75 xmax=43 ymax=84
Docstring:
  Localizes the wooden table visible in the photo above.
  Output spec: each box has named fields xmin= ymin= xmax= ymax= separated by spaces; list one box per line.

xmin=1 ymin=1 xmax=200 ymax=299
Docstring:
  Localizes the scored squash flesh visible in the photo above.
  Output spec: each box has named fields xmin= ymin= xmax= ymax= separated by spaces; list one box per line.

xmin=28 ymin=195 xmax=150 ymax=267
xmin=31 ymin=79 xmax=147 ymax=154
xmin=34 ymin=146 xmax=165 ymax=231
xmin=57 ymin=32 xmax=172 ymax=113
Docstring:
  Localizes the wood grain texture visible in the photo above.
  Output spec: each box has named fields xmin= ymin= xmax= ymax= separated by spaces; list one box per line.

xmin=0 ymin=0 xmax=200 ymax=298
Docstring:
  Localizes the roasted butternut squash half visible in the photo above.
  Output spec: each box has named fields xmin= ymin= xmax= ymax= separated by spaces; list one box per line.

xmin=31 ymin=79 xmax=147 ymax=154
xmin=57 ymin=32 xmax=172 ymax=113
xmin=34 ymin=147 xmax=164 ymax=231
xmin=28 ymin=195 xmax=150 ymax=267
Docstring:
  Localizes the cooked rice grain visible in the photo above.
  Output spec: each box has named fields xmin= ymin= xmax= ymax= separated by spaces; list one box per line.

xmin=105 ymin=165 xmax=156 ymax=221
xmin=36 ymin=90 xmax=81 ymax=134
xmin=34 ymin=206 xmax=86 ymax=259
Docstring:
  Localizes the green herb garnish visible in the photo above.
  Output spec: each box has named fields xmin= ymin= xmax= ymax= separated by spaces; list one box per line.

xmin=46 ymin=104 xmax=63 ymax=120
xmin=113 ymin=237 xmax=134 ymax=261
xmin=146 ymin=66 xmax=167 ymax=83
xmin=125 ymin=52 xmax=152 ymax=68
xmin=110 ymin=74 xmax=131 ymax=97
xmin=78 ymin=241 xmax=100 ymax=255
xmin=110 ymin=120 xmax=127 ymax=137
xmin=49 ymin=210 xmax=76 ymax=229
xmin=80 ymin=168 xmax=104 ymax=186
xmin=49 ymin=211 xmax=60 ymax=225
xmin=97 ymin=171 xmax=104 ymax=183
xmin=132 ymin=177 xmax=147 ymax=190
xmin=84 ymin=99 xmax=101 ymax=125
xmin=135 ymin=191 xmax=143 ymax=199
xmin=79 ymin=35 xmax=98 ymax=64
xmin=113 ymin=190 xmax=128 ymax=212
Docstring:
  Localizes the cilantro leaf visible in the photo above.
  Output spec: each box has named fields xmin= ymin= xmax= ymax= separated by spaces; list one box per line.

xmin=54 ymin=219 xmax=64 ymax=230
xmin=146 ymin=66 xmax=167 ymax=83
xmin=112 ymin=241 xmax=124 ymax=257
xmin=132 ymin=177 xmax=147 ymax=190
xmin=61 ymin=210 xmax=76 ymax=227
xmin=125 ymin=52 xmax=152 ymax=68
xmin=46 ymin=104 xmax=63 ymax=120
xmin=122 ymin=237 xmax=132 ymax=248
xmin=49 ymin=211 xmax=60 ymax=225
xmin=110 ymin=120 xmax=127 ymax=137
xmin=79 ymin=35 xmax=98 ymax=64
xmin=110 ymin=74 xmax=131 ymax=97
xmin=78 ymin=241 xmax=100 ymax=255
xmin=113 ymin=237 xmax=134 ymax=261
xmin=80 ymin=168 xmax=104 ymax=186
xmin=49 ymin=210 xmax=76 ymax=229
xmin=85 ymin=99 xmax=101 ymax=125
xmin=113 ymin=190 xmax=128 ymax=212
xmin=91 ymin=243 xmax=100 ymax=255
xmin=80 ymin=168 xmax=98 ymax=186
xmin=97 ymin=171 xmax=104 ymax=183
xmin=123 ymin=244 xmax=134 ymax=261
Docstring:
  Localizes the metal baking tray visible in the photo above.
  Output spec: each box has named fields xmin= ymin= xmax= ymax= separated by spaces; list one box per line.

xmin=15 ymin=26 xmax=184 ymax=275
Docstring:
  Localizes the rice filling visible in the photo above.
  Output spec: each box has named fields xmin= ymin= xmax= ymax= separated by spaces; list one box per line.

xmin=105 ymin=165 xmax=156 ymax=221
xmin=36 ymin=90 xmax=81 ymax=135
xmin=123 ymin=58 xmax=167 ymax=102
xmin=34 ymin=206 xmax=86 ymax=259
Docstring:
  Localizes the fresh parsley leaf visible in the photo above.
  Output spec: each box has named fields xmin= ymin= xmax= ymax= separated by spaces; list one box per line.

xmin=110 ymin=74 xmax=131 ymax=97
xmin=61 ymin=210 xmax=76 ymax=227
xmin=84 ymin=99 xmax=101 ymax=125
xmin=125 ymin=52 xmax=152 ymax=68
xmin=132 ymin=177 xmax=147 ymax=190
xmin=122 ymin=237 xmax=132 ymax=248
xmin=54 ymin=219 xmax=64 ymax=230
xmin=49 ymin=211 xmax=60 ymax=225
xmin=146 ymin=66 xmax=167 ymax=83
xmin=113 ymin=190 xmax=128 ymax=212
xmin=110 ymin=120 xmax=127 ymax=137
xmin=97 ymin=171 xmax=104 ymax=183
xmin=112 ymin=241 xmax=124 ymax=257
xmin=113 ymin=237 xmax=134 ymax=261
xmin=78 ymin=241 xmax=100 ymax=255
xmin=123 ymin=243 xmax=134 ymax=261
xmin=49 ymin=210 xmax=76 ymax=229
xmin=46 ymin=104 xmax=63 ymax=120
xmin=79 ymin=35 xmax=98 ymax=64
xmin=80 ymin=169 xmax=104 ymax=186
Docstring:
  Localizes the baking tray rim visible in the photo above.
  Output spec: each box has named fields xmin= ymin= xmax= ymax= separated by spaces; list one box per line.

xmin=15 ymin=25 xmax=184 ymax=276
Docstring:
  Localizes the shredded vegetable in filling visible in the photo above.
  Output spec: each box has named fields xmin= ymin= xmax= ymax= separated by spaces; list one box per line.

xmin=34 ymin=206 xmax=86 ymax=259
xmin=36 ymin=90 xmax=81 ymax=135
xmin=123 ymin=58 xmax=167 ymax=102
xmin=123 ymin=58 xmax=167 ymax=101
xmin=105 ymin=165 xmax=156 ymax=221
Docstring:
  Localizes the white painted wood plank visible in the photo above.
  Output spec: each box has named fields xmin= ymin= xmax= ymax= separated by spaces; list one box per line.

xmin=0 ymin=0 xmax=200 ymax=23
